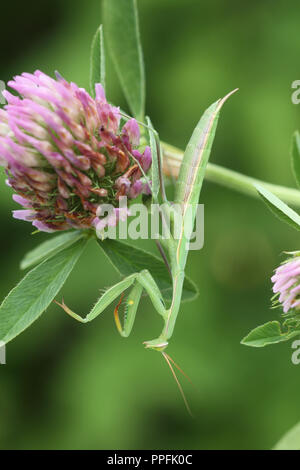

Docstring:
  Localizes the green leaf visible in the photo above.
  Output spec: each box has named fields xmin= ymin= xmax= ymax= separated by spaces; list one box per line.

xmin=255 ymin=183 xmax=300 ymax=231
xmin=292 ymin=131 xmax=300 ymax=189
xmin=20 ymin=231 xmax=85 ymax=270
xmin=97 ymin=239 xmax=198 ymax=303
xmin=102 ymin=0 xmax=145 ymax=120
xmin=146 ymin=116 xmax=160 ymax=201
xmin=241 ymin=321 xmax=300 ymax=347
xmin=90 ymin=24 xmax=106 ymax=97
xmin=175 ymin=89 xmax=238 ymax=207
xmin=274 ymin=421 xmax=300 ymax=450
xmin=0 ymin=238 xmax=87 ymax=344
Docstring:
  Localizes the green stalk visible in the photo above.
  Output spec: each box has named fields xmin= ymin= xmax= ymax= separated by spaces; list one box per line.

xmin=162 ymin=142 xmax=300 ymax=208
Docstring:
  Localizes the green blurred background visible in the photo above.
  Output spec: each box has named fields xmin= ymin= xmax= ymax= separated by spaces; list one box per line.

xmin=1 ymin=0 xmax=300 ymax=450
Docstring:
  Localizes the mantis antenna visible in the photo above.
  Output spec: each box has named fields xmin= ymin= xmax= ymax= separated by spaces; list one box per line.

xmin=164 ymin=352 xmax=195 ymax=388
xmin=162 ymin=351 xmax=193 ymax=417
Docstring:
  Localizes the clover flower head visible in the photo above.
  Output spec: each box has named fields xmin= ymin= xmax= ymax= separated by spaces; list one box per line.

xmin=0 ymin=71 xmax=152 ymax=232
xmin=271 ymin=255 xmax=300 ymax=313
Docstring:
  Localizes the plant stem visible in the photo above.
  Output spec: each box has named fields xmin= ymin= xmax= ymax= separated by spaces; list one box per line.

xmin=162 ymin=142 xmax=300 ymax=208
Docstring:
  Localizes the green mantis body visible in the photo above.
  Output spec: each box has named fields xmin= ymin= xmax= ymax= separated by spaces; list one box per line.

xmin=58 ymin=90 xmax=237 ymax=355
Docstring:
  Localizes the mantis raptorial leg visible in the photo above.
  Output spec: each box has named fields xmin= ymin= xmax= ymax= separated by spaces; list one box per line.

xmin=113 ymin=282 xmax=143 ymax=338
xmin=56 ymin=269 xmax=167 ymax=341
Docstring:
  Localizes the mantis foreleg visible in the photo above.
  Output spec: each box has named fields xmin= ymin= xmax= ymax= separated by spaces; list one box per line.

xmin=114 ymin=282 xmax=143 ymax=337
xmin=56 ymin=269 xmax=167 ymax=337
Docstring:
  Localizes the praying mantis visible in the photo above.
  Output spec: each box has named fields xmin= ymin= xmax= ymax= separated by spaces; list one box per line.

xmin=56 ymin=89 xmax=237 ymax=413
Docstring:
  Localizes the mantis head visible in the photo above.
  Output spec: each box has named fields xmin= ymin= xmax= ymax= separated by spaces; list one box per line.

xmin=143 ymin=338 xmax=169 ymax=352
